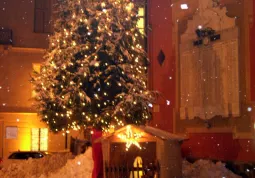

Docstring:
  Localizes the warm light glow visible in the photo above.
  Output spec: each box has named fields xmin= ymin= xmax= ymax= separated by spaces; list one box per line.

xmin=32 ymin=128 xmax=48 ymax=151
xmin=117 ymin=125 xmax=142 ymax=151
xmin=137 ymin=7 xmax=145 ymax=34
xmin=31 ymin=128 xmax=39 ymax=151
xmin=32 ymin=63 xmax=41 ymax=73
xmin=95 ymin=62 xmax=100 ymax=67
xmin=40 ymin=128 xmax=48 ymax=151
xmin=101 ymin=2 xmax=106 ymax=7
xmin=125 ymin=2 xmax=134 ymax=12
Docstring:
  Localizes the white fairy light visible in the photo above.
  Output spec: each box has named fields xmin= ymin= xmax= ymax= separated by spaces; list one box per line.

xmin=181 ymin=4 xmax=188 ymax=9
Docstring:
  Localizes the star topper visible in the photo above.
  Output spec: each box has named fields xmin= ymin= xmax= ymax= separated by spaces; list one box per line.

xmin=117 ymin=125 xmax=143 ymax=151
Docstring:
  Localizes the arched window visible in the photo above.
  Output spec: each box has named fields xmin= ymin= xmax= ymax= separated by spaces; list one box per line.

xmin=130 ymin=156 xmax=144 ymax=178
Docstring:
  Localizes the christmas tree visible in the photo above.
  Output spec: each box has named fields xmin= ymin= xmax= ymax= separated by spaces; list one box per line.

xmin=31 ymin=0 xmax=155 ymax=133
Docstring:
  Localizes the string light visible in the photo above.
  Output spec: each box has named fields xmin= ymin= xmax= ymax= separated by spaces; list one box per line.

xmin=95 ymin=62 xmax=99 ymax=67
xmin=31 ymin=0 xmax=154 ymax=132
xmin=117 ymin=125 xmax=142 ymax=151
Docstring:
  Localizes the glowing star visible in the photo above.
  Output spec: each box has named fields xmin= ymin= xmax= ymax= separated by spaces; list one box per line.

xmin=117 ymin=125 xmax=142 ymax=151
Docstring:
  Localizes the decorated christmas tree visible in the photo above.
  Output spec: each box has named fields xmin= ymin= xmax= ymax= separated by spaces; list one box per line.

xmin=31 ymin=0 xmax=155 ymax=133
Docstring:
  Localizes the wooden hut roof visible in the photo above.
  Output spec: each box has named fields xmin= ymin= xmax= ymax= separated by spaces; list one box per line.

xmin=95 ymin=124 xmax=186 ymax=143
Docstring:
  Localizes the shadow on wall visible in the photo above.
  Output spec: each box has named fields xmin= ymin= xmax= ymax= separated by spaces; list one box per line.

xmin=70 ymin=136 xmax=91 ymax=155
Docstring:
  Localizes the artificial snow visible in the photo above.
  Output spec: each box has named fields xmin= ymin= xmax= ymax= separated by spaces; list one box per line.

xmin=0 ymin=148 xmax=241 ymax=178
xmin=39 ymin=148 xmax=93 ymax=178
xmin=0 ymin=152 xmax=73 ymax=178
xmin=182 ymin=159 xmax=241 ymax=178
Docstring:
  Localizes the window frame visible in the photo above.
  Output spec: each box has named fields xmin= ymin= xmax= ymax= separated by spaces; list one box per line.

xmin=135 ymin=0 xmax=148 ymax=52
xmin=31 ymin=128 xmax=48 ymax=151
xmin=5 ymin=126 xmax=18 ymax=139
xmin=34 ymin=0 xmax=52 ymax=33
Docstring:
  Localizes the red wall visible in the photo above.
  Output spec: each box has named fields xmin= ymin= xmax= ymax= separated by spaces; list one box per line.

xmin=181 ymin=2 xmax=255 ymax=162
xmin=182 ymin=133 xmax=255 ymax=162
xmin=250 ymin=1 xmax=255 ymax=101
xmin=181 ymin=0 xmax=255 ymax=161
xmin=0 ymin=0 xmax=48 ymax=48
xmin=147 ymin=0 xmax=255 ymax=162
xmin=147 ymin=0 xmax=175 ymax=133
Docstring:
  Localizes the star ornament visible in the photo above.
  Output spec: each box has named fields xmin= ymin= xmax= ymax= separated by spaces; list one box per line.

xmin=117 ymin=125 xmax=143 ymax=151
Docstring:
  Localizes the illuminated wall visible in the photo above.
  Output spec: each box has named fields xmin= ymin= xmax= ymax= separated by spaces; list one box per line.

xmin=0 ymin=112 xmax=85 ymax=158
xmin=0 ymin=113 xmax=45 ymax=158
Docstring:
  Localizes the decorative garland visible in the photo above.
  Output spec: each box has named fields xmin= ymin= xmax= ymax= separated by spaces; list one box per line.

xmin=193 ymin=27 xmax=221 ymax=46
xmin=195 ymin=27 xmax=216 ymax=38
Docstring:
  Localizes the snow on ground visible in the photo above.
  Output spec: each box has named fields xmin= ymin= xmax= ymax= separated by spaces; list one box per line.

xmin=0 ymin=151 xmax=73 ymax=178
xmin=183 ymin=159 xmax=241 ymax=178
xmin=0 ymin=148 xmax=241 ymax=178
xmin=39 ymin=148 xmax=93 ymax=178
xmin=0 ymin=148 xmax=93 ymax=178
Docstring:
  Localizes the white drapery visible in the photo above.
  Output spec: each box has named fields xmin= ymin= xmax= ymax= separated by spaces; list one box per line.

xmin=179 ymin=29 xmax=240 ymax=120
